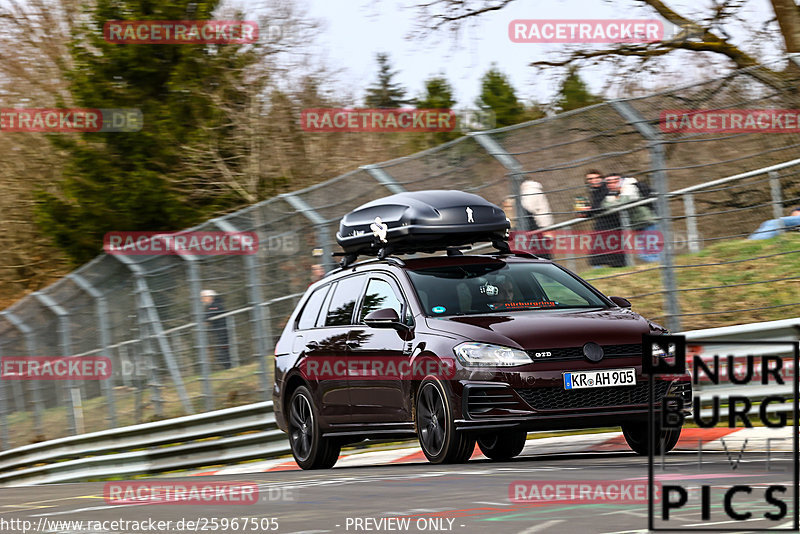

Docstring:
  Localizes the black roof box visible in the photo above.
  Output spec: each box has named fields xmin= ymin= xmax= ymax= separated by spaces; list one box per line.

xmin=336 ymin=190 xmax=510 ymax=265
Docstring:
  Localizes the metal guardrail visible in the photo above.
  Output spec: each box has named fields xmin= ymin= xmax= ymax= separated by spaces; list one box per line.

xmin=0 ymin=401 xmax=288 ymax=487
xmin=679 ymin=318 xmax=799 ymax=421
xmin=0 ymin=319 xmax=796 ymax=486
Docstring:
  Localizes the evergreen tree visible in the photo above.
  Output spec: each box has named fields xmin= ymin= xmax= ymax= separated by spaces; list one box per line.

xmin=35 ymin=0 xmax=262 ymax=264
xmin=415 ymin=75 xmax=455 ymax=109
xmin=414 ymin=75 xmax=458 ymax=144
xmin=364 ymin=53 xmax=407 ymax=108
xmin=476 ymin=65 xmax=525 ymax=127
xmin=554 ymin=66 xmax=602 ymax=113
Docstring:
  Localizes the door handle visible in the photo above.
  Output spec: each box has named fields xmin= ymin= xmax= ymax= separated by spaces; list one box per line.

xmin=305 ymin=341 xmax=320 ymax=351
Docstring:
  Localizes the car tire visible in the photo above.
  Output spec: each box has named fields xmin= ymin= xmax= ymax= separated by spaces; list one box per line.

xmin=477 ymin=430 xmax=527 ymax=460
xmin=622 ymin=422 xmax=681 ymax=456
xmin=287 ymin=386 xmax=341 ymax=469
xmin=416 ymin=378 xmax=475 ymax=464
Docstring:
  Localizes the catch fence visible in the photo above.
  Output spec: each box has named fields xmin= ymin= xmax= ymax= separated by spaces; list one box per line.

xmin=1 ymin=55 xmax=799 ymax=448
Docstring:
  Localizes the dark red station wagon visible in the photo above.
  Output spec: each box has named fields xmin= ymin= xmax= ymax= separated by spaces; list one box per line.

xmin=273 ymin=191 xmax=692 ymax=469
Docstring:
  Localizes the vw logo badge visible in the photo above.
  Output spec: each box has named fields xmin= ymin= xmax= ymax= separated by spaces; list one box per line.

xmin=583 ymin=342 xmax=604 ymax=362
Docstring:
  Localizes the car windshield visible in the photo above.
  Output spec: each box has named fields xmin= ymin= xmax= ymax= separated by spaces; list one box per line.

xmin=406 ymin=261 xmax=609 ymax=316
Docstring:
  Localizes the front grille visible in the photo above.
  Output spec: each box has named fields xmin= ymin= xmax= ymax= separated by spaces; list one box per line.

xmin=527 ymin=344 xmax=642 ymax=362
xmin=515 ymin=381 xmax=671 ymax=411
xmin=466 ymin=387 xmax=521 ymax=417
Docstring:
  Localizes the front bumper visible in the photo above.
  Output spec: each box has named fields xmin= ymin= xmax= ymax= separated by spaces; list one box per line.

xmin=456 ymin=376 xmax=692 ymax=432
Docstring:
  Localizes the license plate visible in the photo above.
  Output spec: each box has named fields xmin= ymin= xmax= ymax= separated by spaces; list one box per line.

xmin=563 ymin=368 xmax=636 ymax=390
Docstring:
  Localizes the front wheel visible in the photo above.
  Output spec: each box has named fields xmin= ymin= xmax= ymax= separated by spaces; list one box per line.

xmin=287 ymin=386 xmax=341 ymax=469
xmin=622 ymin=421 xmax=681 ymax=456
xmin=416 ymin=378 xmax=475 ymax=464
xmin=477 ymin=430 xmax=527 ymax=460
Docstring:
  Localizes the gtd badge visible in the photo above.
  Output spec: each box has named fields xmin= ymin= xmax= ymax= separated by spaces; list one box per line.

xmin=534 ymin=351 xmax=552 ymax=358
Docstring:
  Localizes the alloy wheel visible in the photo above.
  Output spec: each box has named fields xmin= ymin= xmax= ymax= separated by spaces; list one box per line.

xmin=289 ymin=393 xmax=314 ymax=461
xmin=418 ymin=383 xmax=446 ymax=456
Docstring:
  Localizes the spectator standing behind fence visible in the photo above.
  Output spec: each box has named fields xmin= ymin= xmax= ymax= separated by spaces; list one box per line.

xmin=749 ymin=207 xmax=800 ymax=240
xmin=602 ymin=174 xmax=660 ymax=263
xmin=520 ymin=179 xmax=554 ymax=260
xmin=577 ymin=170 xmax=625 ymax=268
xmin=311 ymin=263 xmax=326 ymax=283
xmin=200 ymin=289 xmax=231 ymax=370
xmin=502 ymin=197 xmax=516 ymax=228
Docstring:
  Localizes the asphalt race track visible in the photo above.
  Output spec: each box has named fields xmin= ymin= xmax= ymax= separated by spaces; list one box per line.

xmin=0 ymin=447 xmax=796 ymax=534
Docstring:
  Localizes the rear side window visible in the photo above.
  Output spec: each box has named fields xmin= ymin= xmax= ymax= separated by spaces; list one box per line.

xmin=296 ymin=285 xmax=330 ymax=330
xmin=324 ymin=275 xmax=366 ymax=326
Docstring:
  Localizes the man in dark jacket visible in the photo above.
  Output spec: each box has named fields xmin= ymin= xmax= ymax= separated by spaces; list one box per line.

xmin=578 ymin=170 xmax=625 ymax=267
xmin=201 ymin=289 xmax=231 ymax=369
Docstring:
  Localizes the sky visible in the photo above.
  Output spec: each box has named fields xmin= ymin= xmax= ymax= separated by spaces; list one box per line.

xmin=293 ymin=0 xmax=776 ymax=109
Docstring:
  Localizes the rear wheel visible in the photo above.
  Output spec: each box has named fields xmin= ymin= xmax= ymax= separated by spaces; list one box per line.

xmin=416 ymin=378 xmax=475 ymax=464
xmin=622 ymin=421 xmax=681 ymax=456
xmin=287 ymin=386 xmax=341 ymax=469
xmin=477 ymin=430 xmax=527 ymax=460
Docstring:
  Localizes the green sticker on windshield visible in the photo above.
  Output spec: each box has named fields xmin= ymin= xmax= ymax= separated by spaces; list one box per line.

xmin=432 ymin=306 xmax=446 ymax=314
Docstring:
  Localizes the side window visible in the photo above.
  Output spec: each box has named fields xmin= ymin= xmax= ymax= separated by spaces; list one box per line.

xmin=296 ymin=285 xmax=330 ymax=330
xmin=324 ymin=276 xmax=366 ymax=326
xmin=359 ymin=278 xmax=404 ymax=321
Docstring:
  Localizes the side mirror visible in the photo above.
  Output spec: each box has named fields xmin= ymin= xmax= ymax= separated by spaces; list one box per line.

xmin=363 ymin=308 xmax=406 ymax=329
xmin=609 ymin=296 xmax=632 ymax=308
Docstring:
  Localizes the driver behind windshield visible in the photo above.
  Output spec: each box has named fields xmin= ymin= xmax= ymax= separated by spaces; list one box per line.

xmin=492 ymin=275 xmax=515 ymax=302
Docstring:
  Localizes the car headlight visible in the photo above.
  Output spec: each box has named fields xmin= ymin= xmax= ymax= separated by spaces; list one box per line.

xmin=454 ymin=342 xmax=531 ymax=367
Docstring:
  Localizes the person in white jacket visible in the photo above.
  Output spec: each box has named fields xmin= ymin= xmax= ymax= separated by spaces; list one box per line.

xmin=520 ymin=179 xmax=554 ymax=231
xmin=519 ymin=179 xmax=554 ymax=259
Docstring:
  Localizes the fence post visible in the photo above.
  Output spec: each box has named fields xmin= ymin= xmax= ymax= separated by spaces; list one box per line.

xmin=135 ymin=281 xmax=163 ymax=419
xmin=1 ymin=312 xmax=43 ymax=434
xmin=32 ymin=292 xmax=83 ymax=435
xmin=361 ymin=165 xmax=408 ymax=194
xmin=611 ymin=100 xmax=681 ymax=332
xmin=227 ymin=315 xmax=240 ymax=367
xmin=174 ymin=251 xmax=213 ymax=412
xmin=469 ymin=131 xmax=531 ymax=232
xmin=619 ymin=209 xmax=634 ymax=267
xmin=111 ymin=255 xmax=193 ymax=415
xmin=213 ymin=218 xmax=272 ymax=401
xmin=769 ymin=171 xmax=783 ymax=221
xmin=67 ymin=273 xmax=117 ymax=428
xmin=0 ymin=326 xmax=24 ymax=414
xmin=281 ymin=193 xmax=336 ymax=273
xmin=0 ymin=342 xmax=7 ymax=449
xmin=683 ymin=193 xmax=701 ymax=254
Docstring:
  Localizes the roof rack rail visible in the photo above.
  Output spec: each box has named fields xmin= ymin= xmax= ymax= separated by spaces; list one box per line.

xmin=328 ymin=254 xmax=406 ymax=273
xmin=511 ymin=251 xmax=546 ymax=260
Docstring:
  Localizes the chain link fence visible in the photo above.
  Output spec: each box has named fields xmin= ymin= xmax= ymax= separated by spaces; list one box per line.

xmin=1 ymin=56 xmax=799 ymax=449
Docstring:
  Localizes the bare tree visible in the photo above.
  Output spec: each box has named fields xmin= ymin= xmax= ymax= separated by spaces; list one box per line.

xmin=0 ymin=0 xmax=83 ymax=305
xmin=411 ymin=0 xmax=800 ymax=91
